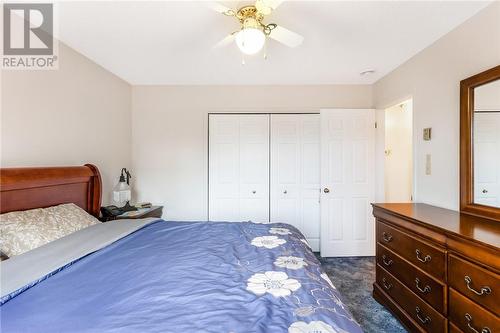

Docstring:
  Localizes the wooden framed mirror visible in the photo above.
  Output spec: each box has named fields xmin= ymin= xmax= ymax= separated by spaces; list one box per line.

xmin=460 ymin=65 xmax=500 ymax=221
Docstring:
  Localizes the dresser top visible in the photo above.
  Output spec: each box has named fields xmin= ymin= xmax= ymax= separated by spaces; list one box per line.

xmin=372 ymin=203 xmax=500 ymax=250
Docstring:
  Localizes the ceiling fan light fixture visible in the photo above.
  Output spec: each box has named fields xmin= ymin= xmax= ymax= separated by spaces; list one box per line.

xmin=235 ymin=27 xmax=266 ymax=55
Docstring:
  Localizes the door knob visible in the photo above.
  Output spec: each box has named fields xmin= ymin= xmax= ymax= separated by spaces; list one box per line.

xmin=482 ymin=189 xmax=488 ymax=193
xmin=323 ymin=188 xmax=330 ymax=193
xmin=252 ymin=190 xmax=256 ymax=194
xmin=283 ymin=190 xmax=287 ymax=194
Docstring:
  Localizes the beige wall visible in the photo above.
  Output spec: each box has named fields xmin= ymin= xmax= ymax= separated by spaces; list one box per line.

xmin=131 ymin=85 xmax=373 ymax=220
xmin=374 ymin=2 xmax=500 ymax=210
xmin=1 ymin=42 xmax=132 ymax=204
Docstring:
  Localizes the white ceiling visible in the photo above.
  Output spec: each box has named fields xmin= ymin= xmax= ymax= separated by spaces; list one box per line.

xmin=57 ymin=1 xmax=491 ymax=85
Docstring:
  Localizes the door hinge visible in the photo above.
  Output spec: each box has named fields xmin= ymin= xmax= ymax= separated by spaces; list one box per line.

xmin=375 ymin=122 xmax=378 ymax=129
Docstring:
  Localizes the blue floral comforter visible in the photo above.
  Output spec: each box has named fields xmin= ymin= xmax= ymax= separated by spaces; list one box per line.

xmin=1 ymin=220 xmax=362 ymax=333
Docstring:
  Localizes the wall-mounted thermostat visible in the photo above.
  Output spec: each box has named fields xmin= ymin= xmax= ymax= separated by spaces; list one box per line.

xmin=423 ymin=128 xmax=432 ymax=141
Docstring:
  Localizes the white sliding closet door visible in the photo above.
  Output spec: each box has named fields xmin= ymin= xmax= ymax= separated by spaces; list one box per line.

xmin=209 ymin=114 xmax=269 ymax=223
xmin=270 ymin=114 xmax=321 ymax=251
xmin=320 ymin=109 xmax=375 ymax=257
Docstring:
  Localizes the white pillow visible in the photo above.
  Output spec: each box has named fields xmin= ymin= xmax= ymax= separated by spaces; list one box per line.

xmin=0 ymin=203 xmax=100 ymax=257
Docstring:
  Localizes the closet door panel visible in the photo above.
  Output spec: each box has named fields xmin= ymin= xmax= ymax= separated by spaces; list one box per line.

xmin=301 ymin=189 xmax=321 ymax=249
xmin=277 ymin=143 xmax=299 ymax=183
xmin=239 ymin=115 xmax=269 ymax=223
xmin=271 ymin=116 xmax=301 ymax=229
xmin=270 ymin=114 xmax=320 ymax=250
xmin=300 ymin=118 xmax=321 ymax=249
xmin=209 ymin=114 xmax=269 ymax=222
xmin=212 ymin=199 xmax=239 ymax=221
xmin=274 ymin=141 xmax=300 ymax=227
xmin=209 ymin=116 xmax=240 ymax=221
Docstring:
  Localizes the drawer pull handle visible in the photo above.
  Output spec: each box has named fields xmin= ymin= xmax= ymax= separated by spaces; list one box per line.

xmin=382 ymin=255 xmax=393 ymax=267
xmin=465 ymin=313 xmax=491 ymax=333
xmin=415 ymin=249 xmax=431 ymax=263
xmin=382 ymin=277 xmax=392 ymax=290
xmin=382 ymin=232 xmax=393 ymax=242
xmin=415 ymin=278 xmax=431 ymax=294
xmin=415 ymin=306 xmax=431 ymax=325
xmin=465 ymin=276 xmax=492 ymax=296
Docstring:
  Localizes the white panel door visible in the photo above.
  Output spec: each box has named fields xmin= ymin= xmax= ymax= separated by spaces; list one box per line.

xmin=209 ymin=114 xmax=269 ymax=222
xmin=474 ymin=113 xmax=500 ymax=207
xmin=320 ymin=109 xmax=375 ymax=257
xmin=270 ymin=114 xmax=320 ymax=251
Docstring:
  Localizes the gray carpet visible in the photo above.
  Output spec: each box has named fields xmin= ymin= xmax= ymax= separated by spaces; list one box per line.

xmin=318 ymin=256 xmax=408 ymax=333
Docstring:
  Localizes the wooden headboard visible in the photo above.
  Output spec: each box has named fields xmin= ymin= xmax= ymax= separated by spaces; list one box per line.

xmin=0 ymin=164 xmax=102 ymax=217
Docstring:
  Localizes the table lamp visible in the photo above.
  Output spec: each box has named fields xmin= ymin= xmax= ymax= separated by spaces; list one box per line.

xmin=113 ymin=168 xmax=137 ymax=212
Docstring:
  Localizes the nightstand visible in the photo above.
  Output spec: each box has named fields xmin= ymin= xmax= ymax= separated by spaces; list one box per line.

xmin=100 ymin=206 xmax=163 ymax=222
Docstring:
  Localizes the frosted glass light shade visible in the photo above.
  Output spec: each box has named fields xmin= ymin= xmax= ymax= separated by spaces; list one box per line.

xmin=113 ymin=181 xmax=131 ymax=205
xmin=235 ymin=28 xmax=265 ymax=55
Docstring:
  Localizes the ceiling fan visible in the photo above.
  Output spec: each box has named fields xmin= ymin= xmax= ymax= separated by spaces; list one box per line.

xmin=209 ymin=0 xmax=304 ymax=56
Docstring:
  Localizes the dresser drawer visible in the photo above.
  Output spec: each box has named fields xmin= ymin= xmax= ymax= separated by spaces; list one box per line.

xmin=376 ymin=265 xmax=446 ymax=333
xmin=377 ymin=243 xmax=446 ymax=313
xmin=449 ymin=322 xmax=464 ymax=333
xmin=377 ymin=221 xmax=446 ymax=280
xmin=449 ymin=254 xmax=499 ymax=315
xmin=449 ymin=288 xmax=500 ymax=333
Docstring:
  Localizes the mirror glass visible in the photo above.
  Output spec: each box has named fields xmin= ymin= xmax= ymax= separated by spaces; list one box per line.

xmin=473 ymin=79 xmax=500 ymax=207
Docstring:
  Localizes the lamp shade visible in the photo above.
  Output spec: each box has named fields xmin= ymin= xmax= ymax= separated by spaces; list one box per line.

xmin=113 ymin=181 xmax=131 ymax=205
xmin=235 ymin=28 xmax=266 ymax=55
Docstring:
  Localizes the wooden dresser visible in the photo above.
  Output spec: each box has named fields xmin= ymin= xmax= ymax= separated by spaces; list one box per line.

xmin=372 ymin=203 xmax=499 ymax=333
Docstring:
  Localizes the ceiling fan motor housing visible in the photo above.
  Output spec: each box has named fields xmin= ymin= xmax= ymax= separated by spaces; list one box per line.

xmin=237 ymin=6 xmax=264 ymax=24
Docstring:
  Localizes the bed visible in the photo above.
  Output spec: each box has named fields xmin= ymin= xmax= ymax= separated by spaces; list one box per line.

xmin=0 ymin=165 xmax=362 ymax=333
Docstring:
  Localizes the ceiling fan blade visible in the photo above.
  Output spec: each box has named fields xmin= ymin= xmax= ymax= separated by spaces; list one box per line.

xmin=255 ymin=0 xmax=285 ymax=14
xmin=205 ymin=2 xmax=235 ymax=16
xmin=213 ymin=32 xmax=237 ymax=49
xmin=268 ymin=25 xmax=304 ymax=48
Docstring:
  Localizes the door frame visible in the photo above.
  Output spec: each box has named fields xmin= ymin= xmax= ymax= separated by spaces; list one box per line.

xmin=376 ymin=96 xmax=417 ymax=203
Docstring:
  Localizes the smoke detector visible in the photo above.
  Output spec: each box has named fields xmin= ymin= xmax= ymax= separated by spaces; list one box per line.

xmin=360 ymin=69 xmax=376 ymax=76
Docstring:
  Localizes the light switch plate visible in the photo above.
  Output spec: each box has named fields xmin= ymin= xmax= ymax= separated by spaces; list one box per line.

xmin=425 ymin=154 xmax=431 ymax=175
xmin=423 ymin=128 xmax=432 ymax=141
